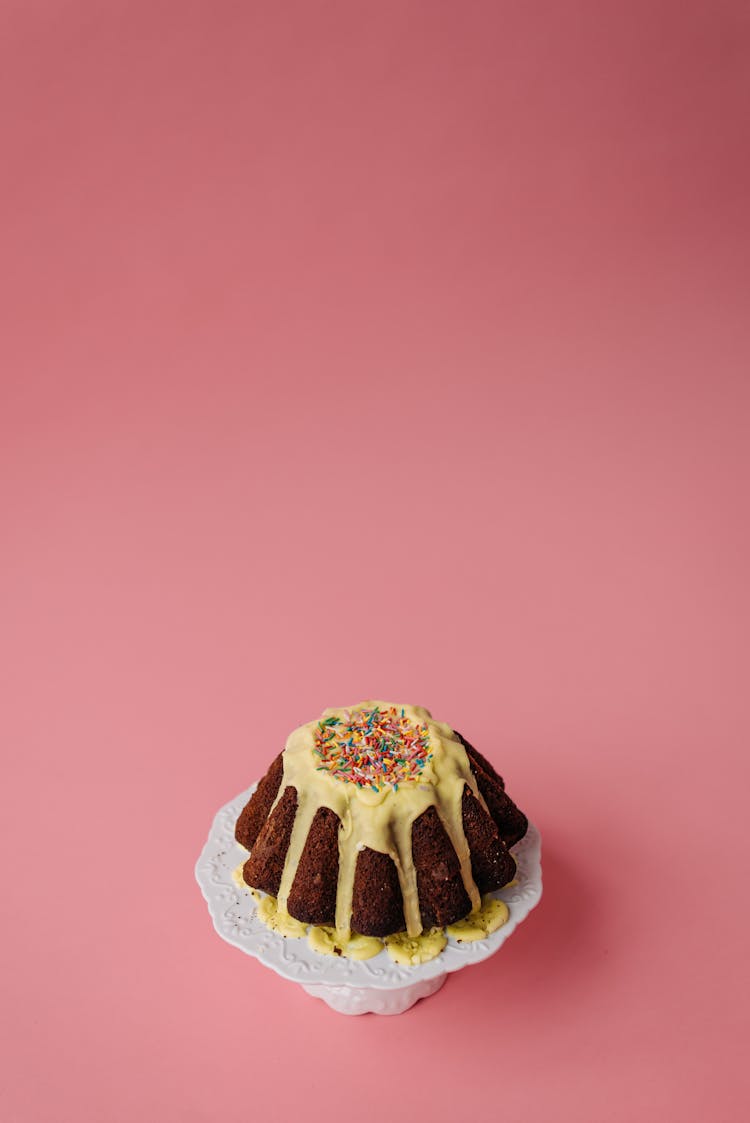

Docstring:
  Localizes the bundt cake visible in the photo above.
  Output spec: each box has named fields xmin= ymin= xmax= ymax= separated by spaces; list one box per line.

xmin=235 ymin=701 xmax=528 ymax=939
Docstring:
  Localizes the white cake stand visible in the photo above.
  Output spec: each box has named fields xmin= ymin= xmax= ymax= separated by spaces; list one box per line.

xmin=195 ymin=783 xmax=542 ymax=1015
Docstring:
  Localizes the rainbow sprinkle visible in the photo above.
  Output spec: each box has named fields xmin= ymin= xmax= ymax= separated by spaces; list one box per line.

xmin=313 ymin=706 xmax=432 ymax=792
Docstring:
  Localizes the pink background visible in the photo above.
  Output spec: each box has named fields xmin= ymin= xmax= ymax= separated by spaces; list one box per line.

xmin=2 ymin=1 xmax=749 ymax=1120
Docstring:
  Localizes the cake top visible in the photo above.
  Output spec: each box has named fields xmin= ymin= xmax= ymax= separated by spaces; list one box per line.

xmin=313 ymin=704 xmax=432 ymax=792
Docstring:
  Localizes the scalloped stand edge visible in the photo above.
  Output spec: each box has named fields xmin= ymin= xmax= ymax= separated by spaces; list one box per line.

xmin=196 ymin=783 xmax=542 ymax=1016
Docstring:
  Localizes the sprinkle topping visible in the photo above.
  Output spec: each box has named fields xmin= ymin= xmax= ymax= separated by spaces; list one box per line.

xmin=313 ymin=706 xmax=432 ymax=792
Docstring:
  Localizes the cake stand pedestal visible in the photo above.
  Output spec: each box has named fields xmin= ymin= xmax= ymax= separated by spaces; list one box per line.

xmin=300 ymin=974 xmax=446 ymax=1015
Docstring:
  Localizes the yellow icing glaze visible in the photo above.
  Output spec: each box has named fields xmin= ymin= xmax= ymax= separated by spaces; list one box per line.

xmin=270 ymin=700 xmax=489 ymax=939
xmin=307 ymin=926 xmax=383 ymax=961
xmin=384 ymin=928 xmax=447 ymax=965
xmin=231 ymin=862 xmax=248 ymax=890
xmin=249 ymin=890 xmax=307 ymax=938
xmin=238 ymin=883 xmax=511 ymax=962
xmin=446 ymin=896 xmax=510 ymax=941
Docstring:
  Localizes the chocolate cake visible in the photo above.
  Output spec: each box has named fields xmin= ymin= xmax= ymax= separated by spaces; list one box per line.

xmin=235 ymin=702 xmax=527 ymax=939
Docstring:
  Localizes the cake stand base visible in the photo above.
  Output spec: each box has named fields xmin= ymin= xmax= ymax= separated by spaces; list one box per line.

xmin=301 ymin=973 xmax=447 ymax=1015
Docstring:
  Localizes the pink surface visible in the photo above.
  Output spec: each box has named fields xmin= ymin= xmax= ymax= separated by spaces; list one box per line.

xmin=2 ymin=1 xmax=749 ymax=1119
